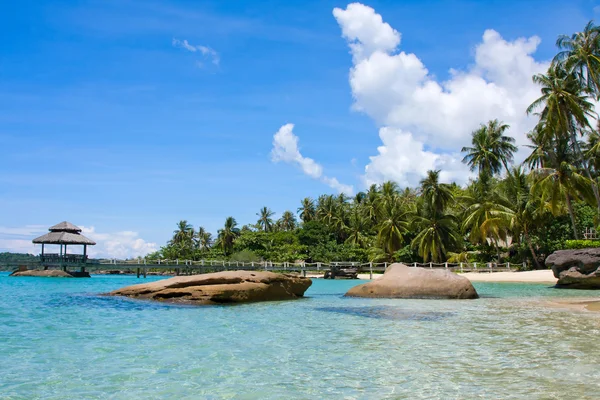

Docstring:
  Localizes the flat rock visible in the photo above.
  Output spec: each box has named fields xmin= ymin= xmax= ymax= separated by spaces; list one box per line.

xmin=345 ymin=263 xmax=478 ymax=299
xmin=546 ymin=248 xmax=600 ymax=289
xmin=108 ymin=270 xmax=312 ymax=305
xmin=10 ymin=270 xmax=74 ymax=278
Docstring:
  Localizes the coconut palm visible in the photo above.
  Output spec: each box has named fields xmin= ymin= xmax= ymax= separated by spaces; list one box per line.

xmin=501 ymin=167 xmax=544 ymax=268
xmin=278 ymin=211 xmax=297 ymax=231
xmin=555 ymin=21 xmax=600 ymax=97
xmin=217 ymin=217 xmax=240 ymax=255
xmin=256 ymin=206 xmax=275 ymax=232
xmin=461 ymin=119 xmax=518 ymax=178
xmin=195 ymin=227 xmax=212 ymax=251
xmin=460 ymin=182 xmax=514 ymax=261
xmin=411 ymin=211 xmax=461 ymax=263
xmin=345 ymin=207 xmax=370 ymax=248
xmin=172 ymin=220 xmax=194 ymax=246
xmin=298 ymin=197 xmax=316 ymax=223
xmin=419 ymin=170 xmax=453 ymax=213
xmin=530 ymin=141 xmax=594 ymax=239
xmin=527 ymin=63 xmax=600 ymax=213
xmin=376 ymin=196 xmax=410 ymax=257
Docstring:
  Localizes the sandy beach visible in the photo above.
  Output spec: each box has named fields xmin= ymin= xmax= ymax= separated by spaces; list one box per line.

xmin=460 ymin=269 xmax=557 ymax=283
xmin=354 ymin=269 xmax=558 ymax=283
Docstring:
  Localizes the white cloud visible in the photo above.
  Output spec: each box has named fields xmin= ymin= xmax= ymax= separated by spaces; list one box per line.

xmin=333 ymin=3 xmax=550 ymax=186
xmin=271 ymin=123 xmax=354 ymax=195
xmin=0 ymin=225 xmax=157 ymax=259
xmin=172 ymin=38 xmax=220 ymax=66
xmin=80 ymin=226 xmax=158 ymax=259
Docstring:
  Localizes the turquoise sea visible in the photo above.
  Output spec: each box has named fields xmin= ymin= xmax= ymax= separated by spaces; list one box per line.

xmin=1 ymin=272 xmax=599 ymax=399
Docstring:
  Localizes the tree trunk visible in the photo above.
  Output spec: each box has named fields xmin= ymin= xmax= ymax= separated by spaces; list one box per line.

xmin=566 ymin=193 xmax=579 ymax=239
xmin=494 ymin=239 xmax=501 ymax=263
xmin=524 ymin=230 xmax=542 ymax=269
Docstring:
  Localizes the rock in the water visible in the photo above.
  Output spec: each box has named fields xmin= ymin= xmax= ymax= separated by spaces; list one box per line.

xmin=10 ymin=270 xmax=74 ymax=278
xmin=546 ymin=248 xmax=600 ymax=289
xmin=108 ymin=270 xmax=312 ymax=305
xmin=345 ymin=263 xmax=478 ymax=299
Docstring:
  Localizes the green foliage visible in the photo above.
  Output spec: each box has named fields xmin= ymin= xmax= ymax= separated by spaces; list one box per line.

xmin=564 ymin=240 xmax=600 ymax=249
xmin=229 ymin=250 xmax=262 ymax=262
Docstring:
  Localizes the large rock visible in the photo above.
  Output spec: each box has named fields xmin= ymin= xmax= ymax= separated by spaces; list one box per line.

xmin=345 ymin=263 xmax=478 ymax=299
xmin=546 ymin=248 xmax=600 ymax=289
xmin=108 ymin=270 xmax=312 ymax=305
xmin=10 ymin=269 xmax=74 ymax=278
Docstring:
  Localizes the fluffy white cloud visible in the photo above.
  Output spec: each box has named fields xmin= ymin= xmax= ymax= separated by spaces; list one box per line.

xmin=80 ymin=227 xmax=158 ymax=259
xmin=364 ymin=127 xmax=472 ymax=186
xmin=0 ymin=225 xmax=157 ymax=259
xmin=172 ymin=38 xmax=220 ymax=66
xmin=333 ymin=3 xmax=550 ymax=186
xmin=271 ymin=123 xmax=354 ymax=195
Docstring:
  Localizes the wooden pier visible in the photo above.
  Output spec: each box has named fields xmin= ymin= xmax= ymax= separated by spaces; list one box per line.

xmin=2 ymin=259 xmax=523 ymax=278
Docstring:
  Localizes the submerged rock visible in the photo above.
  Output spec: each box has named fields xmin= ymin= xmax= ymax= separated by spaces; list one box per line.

xmin=10 ymin=269 xmax=75 ymax=278
xmin=345 ymin=263 xmax=478 ymax=299
xmin=546 ymin=248 xmax=600 ymax=289
xmin=108 ymin=270 xmax=312 ymax=305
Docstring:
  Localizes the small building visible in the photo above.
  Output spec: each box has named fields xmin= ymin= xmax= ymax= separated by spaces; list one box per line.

xmin=32 ymin=221 xmax=96 ymax=271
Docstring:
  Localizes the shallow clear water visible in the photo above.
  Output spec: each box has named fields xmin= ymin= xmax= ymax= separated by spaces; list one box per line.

xmin=1 ymin=273 xmax=599 ymax=399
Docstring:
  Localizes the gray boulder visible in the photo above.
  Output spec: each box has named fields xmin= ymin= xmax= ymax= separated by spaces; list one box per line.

xmin=546 ymin=248 xmax=600 ymax=289
xmin=345 ymin=263 xmax=478 ymax=299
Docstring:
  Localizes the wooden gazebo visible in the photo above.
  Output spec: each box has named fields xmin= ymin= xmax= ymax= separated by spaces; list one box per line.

xmin=33 ymin=221 xmax=96 ymax=269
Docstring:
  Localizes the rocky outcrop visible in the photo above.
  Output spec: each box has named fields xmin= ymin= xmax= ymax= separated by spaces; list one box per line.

xmin=345 ymin=263 xmax=478 ymax=299
xmin=108 ymin=270 xmax=312 ymax=305
xmin=546 ymin=248 xmax=600 ymax=289
xmin=10 ymin=269 xmax=74 ymax=278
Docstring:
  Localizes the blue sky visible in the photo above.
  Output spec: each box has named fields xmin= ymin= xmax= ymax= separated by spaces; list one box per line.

xmin=1 ymin=0 xmax=599 ymax=256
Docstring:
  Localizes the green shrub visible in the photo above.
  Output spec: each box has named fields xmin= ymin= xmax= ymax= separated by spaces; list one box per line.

xmin=564 ymin=240 xmax=600 ymax=249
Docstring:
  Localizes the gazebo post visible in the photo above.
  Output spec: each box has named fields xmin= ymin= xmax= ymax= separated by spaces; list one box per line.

xmin=41 ymin=244 xmax=47 ymax=270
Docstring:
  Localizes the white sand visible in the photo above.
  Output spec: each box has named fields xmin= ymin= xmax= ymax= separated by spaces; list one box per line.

xmin=356 ymin=270 xmax=557 ymax=283
xmin=460 ymin=269 xmax=557 ymax=283
xmin=314 ymin=269 xmax=557 ymax=283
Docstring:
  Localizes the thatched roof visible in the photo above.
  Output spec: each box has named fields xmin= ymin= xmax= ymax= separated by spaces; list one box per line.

xmin=49 ymin=221 xmax=82 ymax=233
xmin=33 ymin=231 xmax=96 ymax=245
xmin=33 ymin=221 xmax=96 ymax=245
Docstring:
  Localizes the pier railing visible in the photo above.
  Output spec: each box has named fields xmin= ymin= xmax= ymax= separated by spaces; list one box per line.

xmin=1 ymin=258 xmax=526 ymax=278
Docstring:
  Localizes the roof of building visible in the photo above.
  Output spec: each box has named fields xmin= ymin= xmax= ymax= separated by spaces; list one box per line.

xmin=49 ymin=221 xmax=82 ymax=233
xmin=32 ymin=221 xmax=96 ymax=245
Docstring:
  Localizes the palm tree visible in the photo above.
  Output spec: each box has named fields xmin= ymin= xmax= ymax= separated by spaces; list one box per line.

xmin=527 ymin=63 xmax=600 ymax=213
xmin=195 ymin=227 xmax=212 ymax=251
xmin=501 ymin=167 xmax=544 ymax=268
xmin=530 ymin=139 xmax=594 ymax=239
xmin=217 ymin=217 xmax=240 ymax=255
xmin=345 ymin=207 xmax=370 ymax=248
xmin=460 ymin=182 xmax=514 ymax=261
xmin=298 ymin=198 xmax=316 ymax=223
xmin=172 ymin=220 xmax=194 ymax=246
xmin=376 ymin=196 xmax=410 ymax=257
xmin=461 ymin=119 xmax=518 ymax=179
xmin=411 ymin=211 xmax=461 ymax=263
xmin=419 ymin=170 xmax=453 ymax=213
xmin=278 ymin=211 xmax=297 ymax=231
xmin=363 ymin=184 xmax=380 ymax=225
xmin=256 ymin=207 xmax=275 ymax=232
xmin=555 ymin=21 xmax=600 ymax=97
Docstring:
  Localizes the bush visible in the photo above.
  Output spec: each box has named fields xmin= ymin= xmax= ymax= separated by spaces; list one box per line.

xmin=229 ymin=249 xmax=262 ymax=263
xmin=564 ymin=240 xmax=600 ymax=249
